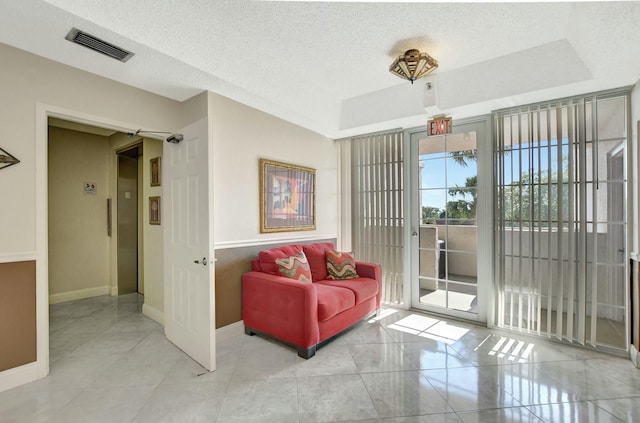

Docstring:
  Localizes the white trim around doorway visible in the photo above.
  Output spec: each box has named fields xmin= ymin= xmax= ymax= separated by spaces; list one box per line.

xmin=25 ymin=103 xmax=151 ymax=391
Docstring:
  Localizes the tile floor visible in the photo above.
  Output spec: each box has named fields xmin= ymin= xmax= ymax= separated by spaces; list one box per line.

xmin=2 ymin=294 xmax=640 ymax=422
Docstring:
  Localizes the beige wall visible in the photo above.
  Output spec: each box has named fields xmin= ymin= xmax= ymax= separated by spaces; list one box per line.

xmin=0 ymin=42 xmax=202 ymax=256
xmin=0 ymin=43 xmax=209 ymax=380
xmin=208 ymin=91 xmax=338 ymax=327
xmin=48 ymin=127 xmax=110 ymax=296
xmin=209 ymin=91 xmax=338 ymax=247
xmin=142 ymin=138 xmax=164 ymax=316
xmin=47 ymin=128 xmax=165 ymax=310
xmin=107 ymin=133 xmax=165 ymax=318
xmin=47 ymin=128 xmax=166 ymax=308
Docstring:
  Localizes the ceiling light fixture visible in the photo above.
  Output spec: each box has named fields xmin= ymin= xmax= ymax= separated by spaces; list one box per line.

xmin=389 ymin=49 xmax=438 ymax=84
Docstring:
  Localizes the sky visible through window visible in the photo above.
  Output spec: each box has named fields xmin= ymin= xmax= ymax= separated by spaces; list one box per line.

xmin=419 ymin=139 xmax=564 ymax=213
xmin=420 ymin=155 xmax=477 ymax=210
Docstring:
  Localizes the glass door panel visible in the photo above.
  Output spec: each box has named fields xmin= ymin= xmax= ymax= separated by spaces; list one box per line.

xmin=411 ymin=119 xmax=490 ymax=321
xmin=493 ymin=94 xmax=628 ymax=351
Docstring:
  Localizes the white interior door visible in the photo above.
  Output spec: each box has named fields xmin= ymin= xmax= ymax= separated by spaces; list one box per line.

xmin=163 ymin=118 xmax=216 ymax=371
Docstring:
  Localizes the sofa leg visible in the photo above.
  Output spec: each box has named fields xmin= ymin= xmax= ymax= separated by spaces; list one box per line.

xmin=244 ymin=326 xmax=255 ymax=336
xmin=297 ymin=345 xmax=316 ymax=359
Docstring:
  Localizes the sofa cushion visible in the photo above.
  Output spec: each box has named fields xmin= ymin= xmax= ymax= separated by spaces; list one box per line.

xmin=317 ymin=278 xmax=378 ymax=305
xmin=258 ymin=244 xmax=303 ymax=275
xmin=315 ymin=283 xmax=356 ymax=322
xmin=326 ymin=249 xmax=359 ymax=280
xmin=275 ymin=251 xmax=312 ymax=283
xmin=302 ymin=242 xmax=335 ymax=281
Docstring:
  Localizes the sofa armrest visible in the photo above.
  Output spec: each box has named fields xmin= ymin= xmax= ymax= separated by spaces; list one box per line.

xmin=356 ymin=261 xmax=382 ymax=307
xmin=356 ymin=261 xmax=381 ymax=280
xmin=242 ymin=271 xmax=320 ymax=348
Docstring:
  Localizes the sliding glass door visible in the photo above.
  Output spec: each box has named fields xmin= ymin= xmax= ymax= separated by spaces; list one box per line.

xmin=493 ymin=91 xmax=629 ymax=350
xmin=409 ymin=118 xmax=492 ymax=322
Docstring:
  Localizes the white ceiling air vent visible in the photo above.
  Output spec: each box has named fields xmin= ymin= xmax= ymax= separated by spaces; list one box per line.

xmin=65 ymin=28 xmax=134 ymax=62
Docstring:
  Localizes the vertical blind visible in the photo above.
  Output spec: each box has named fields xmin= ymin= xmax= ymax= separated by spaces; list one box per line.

xmin=494 ymin=92 xmax=627 ymax=349
xmin=339 ymin=130 xmax=405 ymax=305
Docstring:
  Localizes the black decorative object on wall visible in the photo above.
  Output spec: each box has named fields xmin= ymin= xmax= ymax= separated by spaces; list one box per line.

xmin=0 ymin=147 xmax=19 ymax=170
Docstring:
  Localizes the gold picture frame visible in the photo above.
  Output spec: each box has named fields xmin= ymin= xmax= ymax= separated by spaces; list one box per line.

xmin=150 ymin=157 xmax=161 ymax=187
xmin=260 ymin=159 xmax=316 ymax=233
xmin=149 ymin=196 xmax=161 ymax=225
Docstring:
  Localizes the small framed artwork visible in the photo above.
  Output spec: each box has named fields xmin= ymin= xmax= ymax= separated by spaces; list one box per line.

xmin=149 ymin=196 xmax=161 ymax=225
xmin=260 ymin=159 xmax=316 ymax=233
xmin=150 ymin=157 xmax=161 ymax=187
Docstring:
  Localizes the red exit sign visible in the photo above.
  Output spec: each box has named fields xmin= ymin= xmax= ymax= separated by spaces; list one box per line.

xmin=428 ymin=115 xmax=452 ymax=136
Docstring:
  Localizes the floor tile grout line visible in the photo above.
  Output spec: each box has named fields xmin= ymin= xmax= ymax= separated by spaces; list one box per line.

xmin=356 ymin=372 xmax=383 ymax=420
xmin=522 ymin=403 xmax=551 ymax=423
xmin=294 ymin=374 xmax=301 ymax=423
xmin=523 ymin=401 xmax=627 ymax=423
xmin=417 ymin=368 xmax=458 ymax=415
xmin=588 ymin=399 xmax=634 ymax=423
xmin=38 ymin=387 xmax=85 ymax=423
xmin=10 ymin=298 xmax=640 ymax=422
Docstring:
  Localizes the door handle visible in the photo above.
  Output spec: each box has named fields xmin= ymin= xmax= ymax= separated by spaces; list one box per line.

xmin=194 ymin=257 xmax=208 ymax=266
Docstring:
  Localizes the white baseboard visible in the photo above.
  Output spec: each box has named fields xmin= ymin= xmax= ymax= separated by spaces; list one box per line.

xmin=0 ymin=361 xmax=44 ymax=393
xmin=49 ymin=286 xmax=110 ymax=304
xmin=631 ymin=344 xmax=639 ymax=368
xmin=216 ymin=320 xmax=244 ymax=342
xmin=142 ymin=303 xmax=164 ymax=325
xmin=109 ymin=286 xmax=118 ymax=296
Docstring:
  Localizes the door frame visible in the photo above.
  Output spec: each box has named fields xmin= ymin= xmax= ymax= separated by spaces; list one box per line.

xmin=404 ymin=115 xmax=493 ymax=324
xmin=33 ymin=103 xmax=164 ymax=384
xmin=115 ymin=143 xmax=145 ymax=296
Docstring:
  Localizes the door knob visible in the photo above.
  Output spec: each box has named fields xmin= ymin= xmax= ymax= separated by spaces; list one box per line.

xmin=194 ymin=257 xmax=208 ymax=266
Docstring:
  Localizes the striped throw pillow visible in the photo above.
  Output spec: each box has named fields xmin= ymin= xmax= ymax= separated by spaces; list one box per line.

xmin=275 ymin=251 xmax=312 ymax=283
xmin=326 ymin=249 xmax=359 ymax=280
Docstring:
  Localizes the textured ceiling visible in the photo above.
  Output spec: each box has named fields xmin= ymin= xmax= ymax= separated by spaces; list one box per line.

xmin=2 ymin=1 xmax=640 ymax=137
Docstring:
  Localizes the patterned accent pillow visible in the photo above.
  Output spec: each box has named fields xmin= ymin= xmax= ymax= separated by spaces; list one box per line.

xmin=275 ymin=251 xmax=312 ymax=283
xmin=325 ymin=249 xmax=359 ymax=280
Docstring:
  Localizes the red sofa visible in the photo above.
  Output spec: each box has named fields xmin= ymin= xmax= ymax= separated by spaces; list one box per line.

xmin=242 ymin=242 xmax=382 ymax=358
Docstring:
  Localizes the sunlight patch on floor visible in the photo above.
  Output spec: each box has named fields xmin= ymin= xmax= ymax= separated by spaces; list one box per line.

xmin=385 ymin=314 xmax=470 ymax=345
xmin=367 ymin=308 xmax=399 ymax=323
xmin=420 ymin=290 xmax=476 ymax=312
xmin=480 ymin=335 xmax=536 ymax=363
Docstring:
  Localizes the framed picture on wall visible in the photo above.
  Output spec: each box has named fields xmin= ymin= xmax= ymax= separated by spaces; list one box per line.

xmin=149 ymin=196 xmax=161 ymax=225
xmin=150 ymin=157 xmax=161 ymax=187
xmin=260 ymin=159 xmax=315 ymax=233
